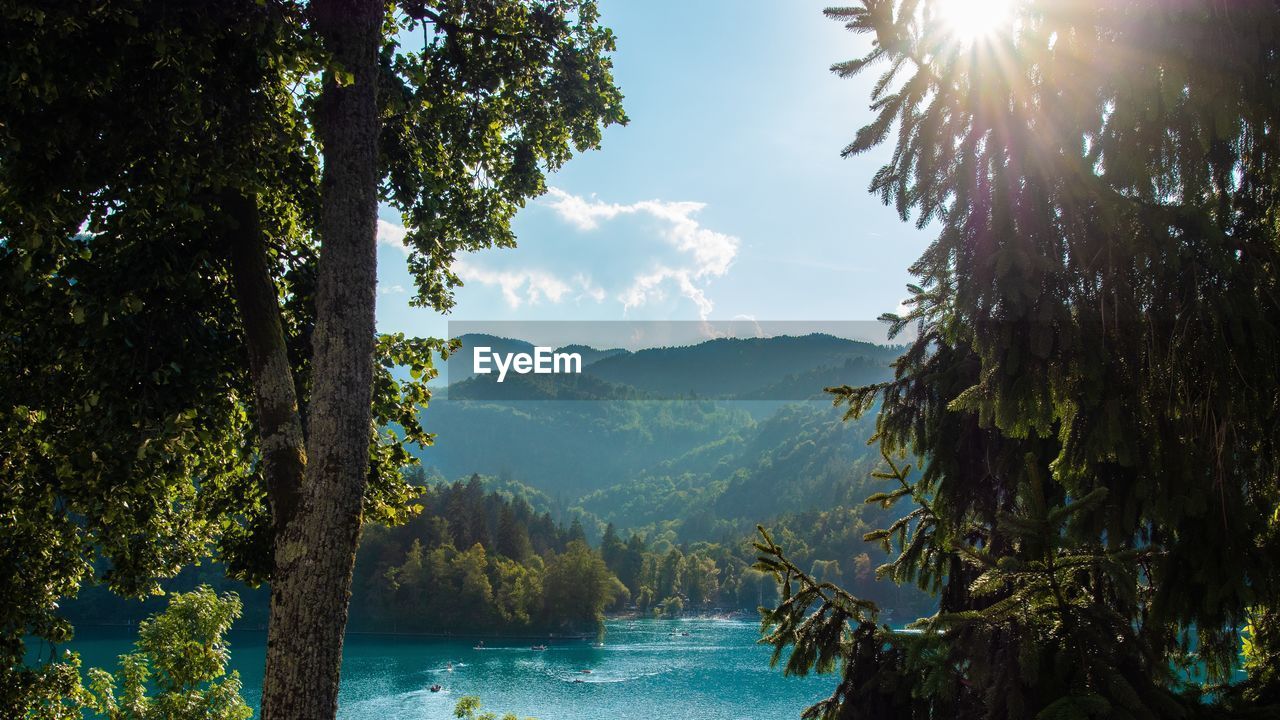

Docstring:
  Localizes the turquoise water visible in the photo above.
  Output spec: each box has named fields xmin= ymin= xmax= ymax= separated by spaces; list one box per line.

xmin=69 ymin=619 xmax=831 ymax=719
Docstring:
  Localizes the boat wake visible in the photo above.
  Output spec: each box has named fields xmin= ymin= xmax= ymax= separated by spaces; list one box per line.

xmin=545 ymin=666 xmax=674 ymax=684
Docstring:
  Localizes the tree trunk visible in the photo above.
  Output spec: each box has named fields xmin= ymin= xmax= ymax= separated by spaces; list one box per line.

xmin=224 ymin=191 xmax=306 ymax=541
xmin=259 ymin=0 xmax=383 ymax=717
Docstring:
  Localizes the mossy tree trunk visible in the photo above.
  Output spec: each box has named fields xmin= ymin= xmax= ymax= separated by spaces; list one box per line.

xmin=259 ymin=0 xmax=383 ymax=717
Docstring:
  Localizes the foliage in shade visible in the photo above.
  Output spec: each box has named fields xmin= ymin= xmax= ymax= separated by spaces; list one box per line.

xmin=759 ymin=1 xmax=1280 ymax=718
xmin=0 ymin=0 xmax=624 ymax=713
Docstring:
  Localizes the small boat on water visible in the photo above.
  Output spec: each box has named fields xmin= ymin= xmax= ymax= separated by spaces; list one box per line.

xmin=429 ymin=684 xmax=442 ymax=693
xmin=580 ymin=669 xmax=592 ymax=674
xmin=530 ymin=644 xmax=547 ymax=651
xmin=473 ymin=641 xmax=486 ymax=650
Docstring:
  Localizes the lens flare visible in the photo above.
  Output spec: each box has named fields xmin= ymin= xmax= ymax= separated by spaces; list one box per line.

xmin=936 ymin=0 xmax=1013 ymax=42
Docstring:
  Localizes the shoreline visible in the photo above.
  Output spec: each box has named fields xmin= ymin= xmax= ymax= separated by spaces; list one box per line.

xmin=70 ymin=614 xmax=754 ymax=642
xmin=605 ymin=610 xmax=755 ymax=622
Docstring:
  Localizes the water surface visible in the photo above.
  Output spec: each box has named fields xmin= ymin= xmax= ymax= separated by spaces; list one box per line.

xmin=71 ymin=619 xmax=831 ymax=719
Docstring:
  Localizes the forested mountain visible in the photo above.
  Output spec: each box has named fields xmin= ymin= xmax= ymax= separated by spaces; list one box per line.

xmin=582 ymin=334 xmax=898 ymax=398
xmin=574 ymin=404 xmax=884 ymax=536
xmin=416 ymin=333 xmax=898 ymax=506
xmin=415 ymin=399 xmax=755 ymax=497
xmin=373 ymin=334 xmax=939 ymax=622
xmin=554 ymin=344 xmax=629 ymax=368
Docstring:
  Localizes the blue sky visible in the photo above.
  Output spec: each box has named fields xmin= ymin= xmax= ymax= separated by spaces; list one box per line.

xmin=374 ymin=0 xmax=932 ymax=340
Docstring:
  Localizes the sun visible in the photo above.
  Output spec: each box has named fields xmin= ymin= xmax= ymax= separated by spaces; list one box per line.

xmin=936 ymin=0 xmax=1014 ymax=43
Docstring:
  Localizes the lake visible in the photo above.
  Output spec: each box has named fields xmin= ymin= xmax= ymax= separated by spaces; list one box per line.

xmin=70 ymin=618 xmax=833 ymax=719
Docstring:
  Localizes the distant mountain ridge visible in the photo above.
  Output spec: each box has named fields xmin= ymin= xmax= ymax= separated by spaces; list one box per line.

xmin=447 ymin=332 xmax=899 ymax=401
xmin=553 ymin=343 xmax=629 ymax=367
xmin=584 ymin=333 xmax=895 ymax=397
xmin=414 ymin=333 xmax=903 ymax=537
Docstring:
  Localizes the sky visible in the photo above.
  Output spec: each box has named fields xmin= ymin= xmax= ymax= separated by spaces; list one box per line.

xmin=373 ymin=0 xmax=933 ymax=341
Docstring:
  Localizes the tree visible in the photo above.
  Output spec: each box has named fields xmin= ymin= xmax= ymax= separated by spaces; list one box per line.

xmin=1 ymin=1 xmax=624 ymax=716
xmin=543 ymin=540 xmax=616 ymax=633
xmin=761 ymin=1 xmax=1280 ymax=718
xmin=655 ymin=595 xmax=684 ymax=619
xmin=600 ymin=522 xmax=624 ymax=567
xmin=258 ymin=2 xmax=386 ymax=715
xmin=657 ymin=548 xmax=685 ymax=602
xmin=452 ymin=543 xmax=497 ymax=626
xmin=86 ymin=587 xmax=253 ymax=720
xmin=492 ymin=556 xmax=543 ymax=626
xmin=617 ymin=534 xmax=648 ymax=593
xmin=383 ymin=539 xmax=430 ymax=624
xmin=684 ymin=554 xmax=720 ymax=607
xmin=567 ymin=516 xmax=588 ymax=544
xmin=497 ymin=505 xmax=535 ymax=562
xmin=453 ymin=695 xmax=534 ymax=720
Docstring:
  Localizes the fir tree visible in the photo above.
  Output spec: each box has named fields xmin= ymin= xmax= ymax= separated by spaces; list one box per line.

xmin=761 ymin=2 xmax=1280 ymax=718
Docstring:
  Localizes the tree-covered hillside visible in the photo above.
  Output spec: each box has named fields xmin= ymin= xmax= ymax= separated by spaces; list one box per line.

xmin=351 ymin=476 xmax=619 ymax=635
xmin=582 ymin=334 xmax=900 ymax=398
xmin=415 ymin=399 xmax=755 ymax=497
xmin=575 ymin=404 xmax=884 ymax=536
xmin=416 ymin=333 xmax=899 ymax=509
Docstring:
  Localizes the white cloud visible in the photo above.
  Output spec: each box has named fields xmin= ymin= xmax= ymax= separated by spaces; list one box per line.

xmin=542 ymin=188 xmax=629 ymax=231
xmin=619 ymin=266 xmax=713 ymax=319
xmin=729 ymin=315 xmax=765 ymax=338
xmin=453 ymin=259 xmax=572 ymax=308
xmin=377 ymin=216 xmax=583 ymax=310
xmin=544 ymin=187 xmax=740 ymax=318
xmin=545 ymin=188 xmax=738 ymax=279
xmin=377 ymin=219 xmax=409 ymax=254
xmin=573 ymin=273 xmax=607 ymax=304
xmin=378 ymin=284 xmax=406 ymax=296
xmin=375 ymin=189 xmax=741 ymax=318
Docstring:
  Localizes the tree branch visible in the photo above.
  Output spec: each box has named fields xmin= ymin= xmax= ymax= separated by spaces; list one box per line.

xmin=223 ymin=191 xmax=306 ymax=542
xmin=405 ymin=4 xmax=533 ymax=44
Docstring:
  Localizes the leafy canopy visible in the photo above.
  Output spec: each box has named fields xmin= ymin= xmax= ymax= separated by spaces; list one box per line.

xmin=0 ymin=0 xmax=624 ymax=709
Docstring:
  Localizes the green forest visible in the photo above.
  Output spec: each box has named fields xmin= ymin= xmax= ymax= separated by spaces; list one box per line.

xmin=3 ymin=1 xmax=1280 ymax=719
xmin=348 ymin=468 xmax=934 ymax=633
xmin=354 ymin=476 xmax=617 ymax=635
